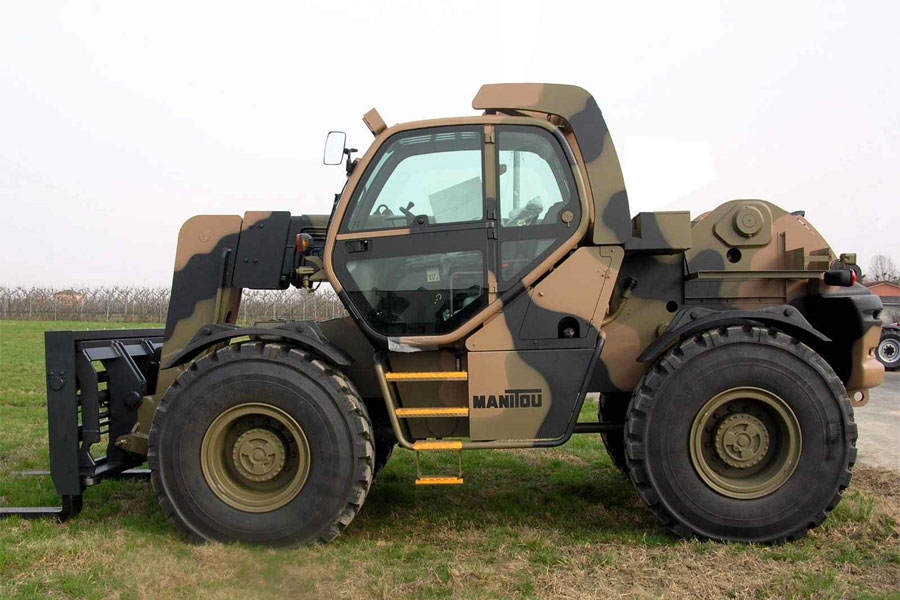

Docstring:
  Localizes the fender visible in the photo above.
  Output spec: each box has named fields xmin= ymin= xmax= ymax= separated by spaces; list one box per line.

xmin=162 ymin=322 xmax=352 ymax=370
xmin=638 ymin=305 xmax=830 ymax=364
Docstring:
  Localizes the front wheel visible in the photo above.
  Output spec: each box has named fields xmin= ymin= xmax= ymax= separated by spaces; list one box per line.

xmin=149 ymin=342 xmax=374 ymax=546
xmin=625 ymin=326 xmax=857 ymax=543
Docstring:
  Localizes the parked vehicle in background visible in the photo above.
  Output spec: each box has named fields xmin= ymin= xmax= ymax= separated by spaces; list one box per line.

xmin=876 ymin=323 xmax=900 ymax=370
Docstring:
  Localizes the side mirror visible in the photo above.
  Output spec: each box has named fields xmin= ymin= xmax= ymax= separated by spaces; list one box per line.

xmin=323 ymin=131 xmax=347 ymax=165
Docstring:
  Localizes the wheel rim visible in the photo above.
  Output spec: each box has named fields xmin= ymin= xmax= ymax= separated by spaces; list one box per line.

xmin=690 ymin=387 xmax=801 ymax=499
xmin=878 ymin=338 xmax=899 ymax=364
xmin=201 ymin=403 xmax=311 ymax=513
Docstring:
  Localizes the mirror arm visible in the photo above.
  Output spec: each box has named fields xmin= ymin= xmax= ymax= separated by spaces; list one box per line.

xmin=344 ymin=147 xmax=358 ymax=176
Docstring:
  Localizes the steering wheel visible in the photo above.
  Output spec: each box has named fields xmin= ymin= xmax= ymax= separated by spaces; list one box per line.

xmin=373 ymin=204 xmax=393 ymax=216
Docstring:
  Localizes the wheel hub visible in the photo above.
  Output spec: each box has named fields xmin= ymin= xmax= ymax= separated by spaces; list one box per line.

xmin=714 ymin=413 xmax=769 ymax=468
xmin=200 ymin=403 xmax=311 ymax=513
xmin=232 ymin=428 xmax=286 ymax=482
xmin=878 ymin=339 xmax=899 ymax=362
xmin=690 ymin=387 xmax=801 ymax=499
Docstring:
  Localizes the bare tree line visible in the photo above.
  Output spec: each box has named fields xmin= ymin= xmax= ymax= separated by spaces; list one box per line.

xmin=0 ymin=286 xmax=347 ymax=324
xmin=868 ymin=254 xmax=900 ymax=284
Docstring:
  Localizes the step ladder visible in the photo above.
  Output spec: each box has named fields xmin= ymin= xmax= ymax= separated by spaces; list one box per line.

xmin=383 ymin=369 xmax=468 ymax=486
xmin=413 ymin=441 xmax=464 ymax=486
xmin=384 ymin=371 xmax=468 ymax=382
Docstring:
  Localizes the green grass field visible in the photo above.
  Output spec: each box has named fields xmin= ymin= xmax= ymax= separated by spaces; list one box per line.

xmin=1 ymin=320 xmax=898 ymax=599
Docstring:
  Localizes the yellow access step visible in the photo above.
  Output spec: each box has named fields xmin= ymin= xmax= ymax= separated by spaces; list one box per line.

xmin=412 ymin=440 xmax=464 ymax=451
xmin=414 ymin=441 xmax=464 ymax=485
xmin=384 ymin=371 xmax=468 ymax=382
xmin=416 ymin=476 xmax=464 ymax=486
xmin=395 ymin=407 xmax=469 ymax=418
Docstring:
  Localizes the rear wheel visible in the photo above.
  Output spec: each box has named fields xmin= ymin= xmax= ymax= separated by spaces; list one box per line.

xmin=149 ymin=342 xmax=374 ymax=546
xmin=876 ymin=330 xmax=900 ymax=371
xmin=625 ymin=326 xmax=856 ymax=543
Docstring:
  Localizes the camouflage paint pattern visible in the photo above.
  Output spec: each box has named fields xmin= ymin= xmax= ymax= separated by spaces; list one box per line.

xmin=591 ymin=199 xmax=884 ymax=395
xmin=437 ymin=247 xmax=623 ymax=442
xmin=625 ymin=211 xmax=692 ymax=253
xmin=128 ymin=211 xmax=335 ymax=447
xmin=467 ymin=246 xmax=623 ymax=352
xmin=157 ymin=214 xmax=245 ymax=393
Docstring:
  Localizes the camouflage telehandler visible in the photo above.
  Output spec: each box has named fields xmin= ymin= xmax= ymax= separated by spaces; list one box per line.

xmin=1 ymin=84 xmax=885 ymax=545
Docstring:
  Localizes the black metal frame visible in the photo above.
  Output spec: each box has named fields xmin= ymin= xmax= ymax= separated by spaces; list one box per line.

xmin=0 ymin=329 xmax=163 ymax=521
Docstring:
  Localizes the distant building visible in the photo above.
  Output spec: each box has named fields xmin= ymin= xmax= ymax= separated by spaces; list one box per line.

xmin=53 ymin=289 xmax=84 ymax=306
xmin=864 ymin=281 xmax=900 ymax=319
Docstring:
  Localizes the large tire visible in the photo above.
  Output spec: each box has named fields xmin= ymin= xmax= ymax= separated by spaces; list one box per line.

xmin=599 ymin=393 xmax=629 ymax=474
xmin=876 ymin=330 xmax=900 ymax=371
xmin=625 ymin=326 xmax=857 ymax=543
xmin=148 ymin=342 xmax=374 ymax=546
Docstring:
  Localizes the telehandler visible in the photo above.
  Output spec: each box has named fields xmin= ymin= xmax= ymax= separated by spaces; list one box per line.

xmin=1 ymin=84 xmax=884 ymax=546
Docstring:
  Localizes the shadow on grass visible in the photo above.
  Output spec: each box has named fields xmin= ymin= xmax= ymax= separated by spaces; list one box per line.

xmin=3 ymin=443 xmax=669 ymax=547
xmin=355 ymin=448 xmax=667 ymax=545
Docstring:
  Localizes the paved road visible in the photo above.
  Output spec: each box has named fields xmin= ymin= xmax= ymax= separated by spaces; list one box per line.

xmin=855 ymin=370 xmax=900 ymax=471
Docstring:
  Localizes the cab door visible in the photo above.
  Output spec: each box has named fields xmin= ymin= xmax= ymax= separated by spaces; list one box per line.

xmin=330 ymin=126 xmax=494 ymax=344
xmin=330 ymin=122 xmax=586 ymax=351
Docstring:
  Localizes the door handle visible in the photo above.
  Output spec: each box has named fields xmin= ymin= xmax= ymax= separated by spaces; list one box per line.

xmin=344 ymin=239 xmax=370 ymax=253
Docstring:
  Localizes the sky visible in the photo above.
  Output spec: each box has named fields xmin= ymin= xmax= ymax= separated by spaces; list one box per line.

xmin=1 ymin=0 xmax=897 ymax=287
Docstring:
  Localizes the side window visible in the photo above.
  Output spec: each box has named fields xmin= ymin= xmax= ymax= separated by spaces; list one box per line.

xmin=496 ymin=127 xmax=579 ymax=283
xmin=346 ymin=128 xmax=484 ymax=231
xmin=498 ymin=128 xmax=573 ymax=228
xmin=345 ymin=251 xmax=486 ymax=337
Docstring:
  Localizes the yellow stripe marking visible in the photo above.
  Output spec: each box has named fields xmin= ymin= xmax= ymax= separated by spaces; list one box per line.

xmin=384 ymin=371 xmax=468 ymax=382
xmin=412 ymin=440 xmax=464 ymax=451
xmin=416 ymin=477 xmax=464 ymax=486
xmin=396 ymin=407 xmax=469 ymax=418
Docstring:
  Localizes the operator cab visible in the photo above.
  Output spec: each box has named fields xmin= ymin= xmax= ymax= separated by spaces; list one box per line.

xmin=325 ymin=121 xmax=584 ymax=344
xmin=318 ymin=86 xmax=626 ymax=450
